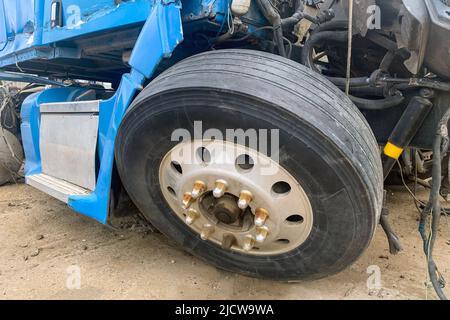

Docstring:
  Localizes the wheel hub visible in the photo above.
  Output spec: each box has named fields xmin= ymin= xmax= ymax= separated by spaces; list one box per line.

xmin=159 ymin=140 xmax=313 ymax=256
xmin=203 ymin=193 xmax=244 ymax=225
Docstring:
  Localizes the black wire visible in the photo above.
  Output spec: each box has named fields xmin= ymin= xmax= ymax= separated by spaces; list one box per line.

xmin=419 ymin=108 xmax=450 ymax=300
xmin=225 ymin=26 xmax=275 ymax=43
xmin=413 ymin=149 xmax=423 ymax=214
xmin=217 ymin=25 xmax=292 ymax=59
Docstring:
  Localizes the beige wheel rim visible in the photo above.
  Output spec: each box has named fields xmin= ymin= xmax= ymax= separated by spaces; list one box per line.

xmin=159 ymin=140 xmax=313 ymax=256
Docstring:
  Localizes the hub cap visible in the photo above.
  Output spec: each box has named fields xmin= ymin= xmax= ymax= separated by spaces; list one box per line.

xmin=159 ymin=140 xmax=313 ymax=255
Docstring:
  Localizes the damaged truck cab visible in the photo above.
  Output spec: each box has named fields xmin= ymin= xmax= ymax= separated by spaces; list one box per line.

xmin=3 ymin=0 xmax=184 ymax=223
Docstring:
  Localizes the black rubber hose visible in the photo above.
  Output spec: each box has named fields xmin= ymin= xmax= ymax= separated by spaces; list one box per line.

xmin=284 ymin=10 xmax=336 ymax=28
xmin=328 ymin=76 xmax=369 ymax=88
xmin=379 ymin=51 xmax=396 ymax=72
xmin=281 ymin=0 xmax=304 ymax=27
xmin=349 ymin=93 xmax=405 ymax=110
xmin=312 ymin=20 xmax=348 ymax=33
xmin=347 ymin=86 xmax=385 ymax=96
xmin=300 ymin=30 xmax=347 ymax=71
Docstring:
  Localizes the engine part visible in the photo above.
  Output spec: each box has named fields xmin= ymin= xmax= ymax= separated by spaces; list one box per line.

xmin=424 ymin=0 xmax=450 ymax=79
xmin=231 ymin=0 xmax=251 ymax=17
xmin=254 ymin=0 xmax=286 ymax=57
xmin=394 ymin=0 xmax=450 ymax=78
xmin=293 ymin=1 xmax=320 ymax=43
xmin=382 ymin=96 xmax=434 ymax=179
xmin=396 ymin=0 xmax=430 ymax=75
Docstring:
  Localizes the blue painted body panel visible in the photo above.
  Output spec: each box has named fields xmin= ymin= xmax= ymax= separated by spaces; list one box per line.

xmin=21 ymin=87 xmax=90 ymax=176
xmin=21 ymin=0 xmax=183 ymax=224
xmin=0 ymin=0 xmax=265 ymax=83
xmin=0 ymin=0 xmax=153 ymax=66
xmin=41 ymin=0 xmax=153 ymax=44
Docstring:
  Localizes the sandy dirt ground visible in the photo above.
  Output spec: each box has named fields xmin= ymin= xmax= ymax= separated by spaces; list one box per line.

xmin=0 ymin=182 xmax=449 ymax=300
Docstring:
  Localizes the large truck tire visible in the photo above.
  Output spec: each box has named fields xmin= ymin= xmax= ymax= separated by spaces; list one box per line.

xmin=0 ymin=128 xmax=23 ymax=185
xmin=115 ymin=49 xmax=383 ymax=280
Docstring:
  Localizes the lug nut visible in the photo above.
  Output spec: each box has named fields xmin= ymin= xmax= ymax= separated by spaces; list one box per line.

xmin=213 ymin=179 xmax=228 ymax=198
xmin=238 ymin=190 xmax=253 ymax=210
xmin=243 ymin=235 xmax=255 ymax=251
xmin=222 ymin=234 xmax=236 ymax=250
xmin=182 ymin=192 xmax=194 ymax=209
xmin=185 ymin=208 xmax=199 ymax=225
xmin=200 ymin=224 xmax=215 ymax=240
xmin=254 ymin=208 xmax=269 ymax=227
xmin=255 ymin=226 xmax=269 ymax=243
xmin=191 ymin=180 xmax=206 ymax=199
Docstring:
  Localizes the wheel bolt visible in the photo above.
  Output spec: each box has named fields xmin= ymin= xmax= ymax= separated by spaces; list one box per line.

xmin=182 ymin=192 xmax=194 ymax=209
xmin=243 ymin=235 xmax=255 ymax=251
xmin=191 ymin=180 xmax=206 ymax=199
xmin=185 ymin=208 xmax=199 ymax=225
xmin=222 ymin=233 xmax=236 ymax=250
xmin=238 ymin=190 xmax=253 ymax=210
xmin=213 ymin=179 xmax=228 ymax=198
xmin=254 ymin=208 xmax=269 ymax=227
xmin=255 ymin=226 xmax=269 ymax=243
xmin=200 ymin=224 xmax=215 ymax=240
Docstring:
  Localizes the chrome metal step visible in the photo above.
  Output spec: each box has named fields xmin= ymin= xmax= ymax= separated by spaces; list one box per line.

xmin=26 ymin=173 xmax=90 ymax=203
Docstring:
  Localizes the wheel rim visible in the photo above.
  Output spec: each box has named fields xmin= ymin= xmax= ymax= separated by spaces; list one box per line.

xmin=159 ymin=140 xmax=313 ymax=256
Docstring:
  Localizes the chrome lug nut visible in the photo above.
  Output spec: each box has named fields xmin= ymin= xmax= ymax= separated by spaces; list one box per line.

xmin=200 ymin=224 xmax=215 ymax=240
xmin=182 ymin=192 xmax=194 ymax=209
xmin=243 ymin=235 xmax=255 ymax=251
xmin=213 ymin=179 xmax=228 ymax=198
xmin=255 ymin=226 xmax=269 ymax=243
xmin=185 ymin=208 xmax=199 ymax=225
xmin=254 ymin=208 xmax=269 ymax=227
xmin=238 ymin=190 xmax=253 ymax=210
xmin=191 ymin=180 xmax=206 ymax=199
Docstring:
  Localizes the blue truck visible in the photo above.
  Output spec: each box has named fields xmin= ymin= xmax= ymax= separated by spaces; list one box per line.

xmin=0 ymin=0 xmax=449 ymax=289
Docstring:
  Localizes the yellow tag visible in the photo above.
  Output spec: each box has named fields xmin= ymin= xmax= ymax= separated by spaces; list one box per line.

xmin=384 ymin=142 xmax=404 ymax=159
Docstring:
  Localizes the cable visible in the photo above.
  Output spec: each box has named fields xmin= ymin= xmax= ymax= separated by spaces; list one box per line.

xmin=226 ymin=3 xmax=235 ymax=36
xmin=283 ymin=36 xmax=293 ymax=59
xmin=213 ymin=0 xmax=230 ymax=38
xmin=413 ymin=151 xmax=424 ymax=214
xmin=345 ymin=0 xmax=354 ymax=96
xmin=222 ymin=25 xmax=292 ymax=58
xmin=418 ymin=107 xmax=450 ymax=300
xmin=225 ymin=26 xmax=275 ymax=43
xmin=397 ymin=160 xmax=427 ymax=210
